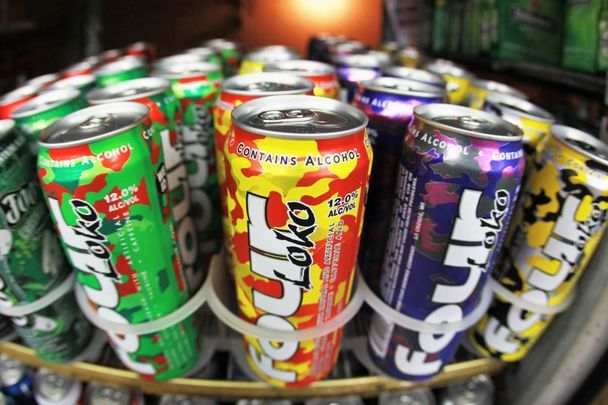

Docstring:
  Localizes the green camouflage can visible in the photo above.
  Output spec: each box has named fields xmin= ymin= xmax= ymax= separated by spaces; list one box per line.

xmin=50 ymin=75 xmax=97 ymax=103
xmin=10 ymin=88 xmax=83 ymax=154
xmin=185 ymin=47 xmax=222 ymax=66
xmin=87 ymin=78 xmax=204 ymax=291
xmin=154 ymin=62 xmax=223 ymax=264
xmin=203 ymin=38 xmax=242 ymax=77
xmin=94 ymin=56 xmax=149 ymax=88
xmin=37 ymin=102 xmax=199 ymax=379
xmin=0 ymin=119 xmax=93 ymax=363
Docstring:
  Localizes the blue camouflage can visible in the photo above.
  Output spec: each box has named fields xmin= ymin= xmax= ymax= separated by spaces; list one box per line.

xmin=335 ymin=54 xmax=383 ymax=103
xmin=352 ymin=77 xmax=446 ymax=284
xmin=368 ymin=104 xmax=524 ymax=380
xmin=0 ymin=354 xmax=35 ymax=404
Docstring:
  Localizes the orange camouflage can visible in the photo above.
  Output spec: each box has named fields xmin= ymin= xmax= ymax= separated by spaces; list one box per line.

xmin=225 ymin=95 xmax=372 ymax=386
xmin=263 ymin=60 xmax=341 ymax=99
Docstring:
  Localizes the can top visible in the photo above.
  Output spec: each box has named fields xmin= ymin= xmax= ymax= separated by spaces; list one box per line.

xmin=34 ymin=368 xmax=79 ymax=402
xmin=154 ymin=53 xmax=206 ymax=68
xmin=221 ymin=72 xmax=314 ymax=96
xmin=444 ymin=374 xmax=494 ymax=405
xmin=101 ymin=49 xmax=122 ymax=59
xmin=153 ymin=61 xmax=222 ymax=79
xmin=263 ymin=60 xmax=335 ymax=76
xmin=398 ymin=46 xmax=421 ymax=59
xmin=425 ymin=61 xmax=474 ymax=79
xmin=204 ymin=38 xmax=239 ymax=51
xmin=362 ymin=77 xmax=446 ymax=98
xmin=336 ymin=54 xmax=385 ymax=69
xmin=485 ymin=92 xmax=554 ymax=123
xmin=51 ymin=74 xmax=96 ymax=90
xmin=334 ymin=40 xmax=368 ymax=53
xmin=186 ymin=46 xmax=218 ymax=59
xmin=62 ymin=60 xmax=97 ymax=76
xmin=160 ymin=395 xmax=218 ymax=405
xmin=232 ymin=95 xmax=368 ymax=139
xmin=11 ymin=88 xmax=80 ymax=119
xmin=364 ymin=50 xmax=393 ymax=66
xmin=414 ymin=103 xmax=523 ymax=141
xmin=86 ymin=383 xmax=132 ymax=405
xmin=25 ymin=73 xmax=59 ymax=88
xmin=552 ymin=125 xmax=608 ymax=168
xmin=379 ymin=390 xmax=435 ymax=405
xmin=0 ymin=85 xmax=38 ymax=107
xmin=472 ymin=79 xmax=527 ymax=100
xmin=95 ymin=56 xmax=145 ymax=76
xmin=87 ymin=77 xmax=170 ymax=104
xmin=0 ymin=354 xmax=26 ymax=386
xmin=127 ymin=41 xmax=153 ymax=51
xmin=0 ymin=119 xmax=15 ymax=141
xmin=39 ymin=101 xmax=149 ymax=148
xmin=383 ymin=66 xmax=446 ymax=87
xmin=245 ymin=47 xmax=300 ymax=63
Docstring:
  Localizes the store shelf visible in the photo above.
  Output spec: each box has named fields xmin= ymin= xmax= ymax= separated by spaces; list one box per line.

xmin=0 ymin=341 xmax=504 ymax=398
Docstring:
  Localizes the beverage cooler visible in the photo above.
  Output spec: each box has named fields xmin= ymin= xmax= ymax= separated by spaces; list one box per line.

xmin=0 ymin=0 xmax=605 ymax=404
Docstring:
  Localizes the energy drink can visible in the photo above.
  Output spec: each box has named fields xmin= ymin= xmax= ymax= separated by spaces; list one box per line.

xmin=0 ymin=354 xmax=35 ymax=404
xmin=352 ymin=78 xmax=446 ymax=282
xmin=305 ymin=397 xmax=364 ymax=405
xmin=398 ymin=46 xmax=422 ymax=68
xmin=94 ymin=56 xmax=148 ymax=88
xmin=0 ymin=86 xmax=39 ymax=119
xmin=33 ymin=368 xmax=82 ymax=405
xmin=213 ymin=73 xmax=314 ymax=265
xmin=468 ymin=126 xmax=608 ymax=361
xmin=126 ymin=41 xmax=157 ymax=63
xmin=368 ymin=104 xmax=524 ymax=380
xmin=185 ymin=47 xmax=223 ymax=66
xmin=100 ymin=49 xmax=123 ymax=64
xmin=10 ymin=88 xmax=83 ymax=153
xmin=50 ymin=74 xmax=97 ymax=101
xmin=383 ymin=66 xmax=446 ymax=89
xmin=0 ymin=119 xmax=93 ymax=363
xmin=84 ymin=383 xmax=144 ymax=405
xmin=154 ymin=61 xmax=224 ymax=262
xmin=332 ymin=41 xmax=369 ymax=60
xmin=308 ymin=33 xmax=345 ymax=61
xmin=23 ymin=74 xmax=59 ymax=90
xmin=226 ymin=95 xmax=372 ymax=386
xmin=438 ymin=374 xmax=494 ymax=405
xmin=238 ymin=46 xmax=300 ymax=75
xmin=37 ymin=103 xmax=199 ymax=379
xmin=334 ymin=54 xmax=384 ymax=102
xmin=379 ymin=389 xmax=436 ymax=405
xmin=87 ymin=77 xmax=203 ymax=291
xmin=159 ymin=395 xmax=217 ymax=405
xmin=263 ymin=60 xmax=340 ymax=99
xmin=61 ymin=61 xmax=98 ymax=79
xmin=203 ymin=38 xmax=242 ymax=76
xmin=467 ymin=79 xmax=527 ymax=110
xmin=424 ymin=61 xmax=475 ymax=105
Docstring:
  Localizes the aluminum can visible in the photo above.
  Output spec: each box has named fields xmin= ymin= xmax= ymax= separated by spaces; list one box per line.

xmin=398 ymin=46 xmax=422 ymax=68
xmin=87 ymin=77 xmax=204 ymax=291
xmin=308 ymin=33 xmax=342 ymax=61
xmin=335 ymin=54 xmax=384 ymax=103
xmin=95 ymin=56 xmax=148 ymax=88
xmin=378 ymin=41 xmax=401 ymax=55
xmin=331 ymin=41 xmax=369 ymax=60
xmin=305 ymin=397 xmax=364 ymax=405
xmin=213 ymin=73 xmax=314 ymax=266
xmin=379 ymin=389 xmax=436 ymax=405
xmin=0 ymin=86 xmax=38 ymax=119
xmin=23 ymin=73 xmax=59 ymax=89
xmin=84 ymin=383 xmax=144 ymax=405
xmin=126 ymin=41 xmax=157 ymax=62
xmin=159 ymin=395 xmax=217 ymax=405
xmin=100 ymin=49 xmax=123 ymax=63
xmin=50 ymin=75 xmax=96 ymax=101
xmin=226 ymin=95 xmax=372 ymax=386
xmin=37 ymin=103 xmax=199 ymax=379
xmin=424 ymin=62 xmax=475 ymax=105
xmin=238 ymin=46 xmax=300 ymax=75
xmin=61 ymin=60 xmax=98 ymax=79
xmin=352 ymin=78 xmax=447 ymax=283
xmin=263 ymin=60 xmax=340 ymax=99
xmin=383 ymin=66 xmax=446 ymax=89
xmin=468 ymin=126 xmax=608 ymax=361
xmin=467 ymin=79 xmax=527 ymax=110
xmin=154 ymin=54 xmax=210 ymax=70
xmin=438 ymin=374 xmax=494 ymax=405
xmin=154 ymin=62 xmax=224 ymax=262
xmin=0 ymin=119 xmax=93 ymax=363
xmin=185 ymin=47 xmax=222 ymax=66
xmin=10 ymin=88 xmax=83 ymax=153
xmin=0 ymin=354 xmax=35 ymax=404
xmin=203 ymin=38 xmax=242 ymax=76
xmin=33 ymin=368 xmax=82 ymax=405
xmin=368 ymin=104 xmax=524 ymax=380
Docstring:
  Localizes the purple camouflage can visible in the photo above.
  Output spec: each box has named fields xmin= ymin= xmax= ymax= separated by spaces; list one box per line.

xmin=352 ymin=77 xmax=446 ymax=283
xmin=368 ymin=104 xmax=524 ymax=380
xmin=335 ymin=54 xmax=384 ymax=103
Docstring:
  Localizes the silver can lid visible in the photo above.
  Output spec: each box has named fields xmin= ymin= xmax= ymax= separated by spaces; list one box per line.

xmin=221 ymin=73 xmax=314 ymax=96
xmin=39 ymin=101 xmax=149 ymax=148
xmin=186 ymin=47 xmax=218 ymax=59
xmin=11 ymin=88 xmax=80 ymax=119
xmin=0 ymin=354 xmax=26 ymax=386
xmin=62 ymin=60 xmax=97 ymax=76
xmin=263 ymin=60 xmax=335 ymax=76
xmin=25 ymin=73 xmax=59 ymax=88
xmin=51 ymin=74 xmax=96 ymax=90
xmin=203 ymin=38 xmax=239 ymax=51
xmin=155 ymin=53 xmax=207 ymax=68
xmin=305 ymin=397 xmax=364 ymax=405
xmin=383 ymin=66 xmax=446 ymax=88
xmin=160 ymin=395 xmax=218 ymax=405
xmin=86 ymin=383 xmax=132 ymax=405
xmin=364 ymin=50 xmax=393 ymax=66
xmin=34 ymin=368 xmax=80 ymax=402
xmin=153 ymin=61 xmax=221 ymax=79
xmin=471 ymin=79 xmax=527 ymax=100
xmin=88 ymin=77 xmax=170 ymax=104
xmin=361 ymin=77 xmax=446 ymax=99
xmin=442 ymin=374 xmax=494 ymax=405
xmin=484 ymin=92 xmax=554 ymax=123
xmin=379 ymin=389 xmax=436 ymax=405
xmin=334 ymin=40 xmax=368 ymax=54
xmin=0 ymin=119 xmax=16 ymax=141
xmin=414 ymin=103 xmax=523 ymax=141
xmin=232 ymin=95 xmax=368 ymax=139
xmin=95 ymin=56 xmax=145 ymax=76
xmin=552 ymin=125 xmax=608 ymax=168
xmin=425 ymin=61 xmax=474 ymax=79
xmin=236 ymin=400 xmax=292 ymax=405
xmin=0 ymin=85 xmax=38 ymax=107
xmin=245 ymin=46 xmax=300 ymax=63
xmin=336 ymin=54 xmax=384 ymax=69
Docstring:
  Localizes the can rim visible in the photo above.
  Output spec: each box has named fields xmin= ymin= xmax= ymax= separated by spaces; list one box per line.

xmin=263 ymin=60 xmax=335 ymax=76
xmin=51 ymin=74 xmax=95 ymax=89
xmin=11 ymin=88 xmax=81 ymax=119
xmin=25 ymin=73 xmax=60 ymax=87
xmin=221 ymin=72 xmax=314 ymax=96
xmin=0 ymin=85 xmax=38 ymax=107
xmin=153 ymin=61 xmax=222 ymax=79
xmin=414 ymin=103 xmax=524 ymax=141
xmin=471 ymin=79 xmax=527 ymax=99
xmin=425 ymin=61 xmax=475 ymax=79
xmin=203 ymin=38 xmax=240 ymax=51
xmin=87 ymin=77 xmax=171 ymax=104
xmin=485 ymin=92 xmax=554 ymax=123
xmin=383 ymin=66 xmax=446 ymax=87
xmin=360 ymin=77 xmax=446 ymax=98
xmin=232 ymin=95 xmax=368 ymax=139
xmin=94 ymin=56 xmax=145 ymax=76
xmin=551 ymin=124 xmax=608 ymax=167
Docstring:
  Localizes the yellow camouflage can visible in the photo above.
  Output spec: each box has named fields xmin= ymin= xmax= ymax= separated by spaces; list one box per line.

xmin=263 ymin=60 xmax=340 ymax=99
xmin=398 ymin=46 xmax=421 ymax=68
xmin=225 ymin=96 xmax=372 ymax=386
xmin=424 ymin=61 xmax=474 ymax=105
xmin=467 ymin=125 xmax=608 ymax=361
xmin=467 ymin=79 xmax=527 ymax=110
xmin=237 ymin=46 xmax=300 ymax=75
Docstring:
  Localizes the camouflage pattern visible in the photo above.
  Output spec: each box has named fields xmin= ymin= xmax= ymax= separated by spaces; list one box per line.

xmin=37 ymin=104 xmax=198 ymax=379
xmin=95 ymin=57 xmax=148 ymax=88
xmin=368 ymin=105 xmax=524 ymax=380
xmin=468 ymin=126 xmax=608 ymax=361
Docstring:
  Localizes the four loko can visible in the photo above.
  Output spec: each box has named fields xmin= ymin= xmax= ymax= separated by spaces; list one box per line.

xmin=263 ymin=60 xmax=341 ymax=99
xmin=334 ymin=54 xmax=384 ymax=103
xmin=10 ymin=88 xmax=84 ymax=154
xmin=33 ymin=368 xmax=83 ymax=405
xmin=467 ymin=79 xmax=527 ymax=110
xmin=23 ymin=74 xmax=60 ymax=90
xmin=185 ymin=47 xmax=223 ymax=66
xmin=352 ymin=77 xmax=446 ymax=285
xmin=126 ymin=41 xmax=157 ymax=63
xmin=0 ymin=86 xmax=39 ymax=120
xmin=87 ymin=77 xmax=204 ymax=291
xmin=213 ymin=73 xmax=314 ymax=263
xmin=0 ymin=354 xmax=35 ymax=404
xmin=37 ymin=102 xmax=199 ymax=379
xmin=238 ymin=45 xmax=300 ymax=75
xmin=154 ymin=61 xmax=224 ymax=263
xmin=383 ymin=66 xmax=447 ymax=89
xmin=85 ymin=382 xmax=144 ymax=405
xmin=50 ymin=74 xmax=97 ymax=101
xmin=0 ymin=119 xmax=93 ymax=363
xmin=226 ymin=95 xmax=372 ymax=386
xmin=368 ymin=104 xmax=524 ymax=380
xmin=424 ymin=61 xmax=475 ymax=105
xmin=204 ymin=38 xmax=242 ymax=77
xmin=61 ymin=60 xmax=98 ymax=79
xmin=94 ymin=56 xmax=148 ymax=88
xmin=468 ymin=126 xmax=608 ymax=361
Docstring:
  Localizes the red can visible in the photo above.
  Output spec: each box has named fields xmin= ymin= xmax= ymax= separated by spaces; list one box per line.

xmin=263 ymin=60 xmax=341 ymax=99
xmin=0 ymin=85 xmax=38 ymax=119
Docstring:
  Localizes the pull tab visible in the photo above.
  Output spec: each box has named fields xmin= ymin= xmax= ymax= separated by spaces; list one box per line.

xmin=79 ymin=114 xmax=112 ymax=130
xmin=259 ymin=109 xmax=315 ymax=125
xmin=458 ymin=115 xmax=486 ymax=130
